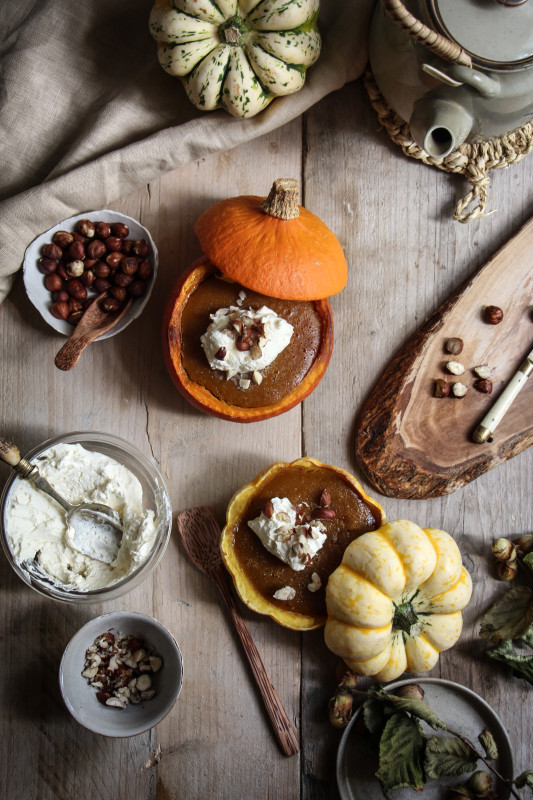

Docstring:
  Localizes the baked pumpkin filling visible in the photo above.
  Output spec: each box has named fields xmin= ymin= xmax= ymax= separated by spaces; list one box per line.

xmin=180 ymin=274 xmax=325 ymax=408
xmin=224 ymin=462 xmax=383 ymax=619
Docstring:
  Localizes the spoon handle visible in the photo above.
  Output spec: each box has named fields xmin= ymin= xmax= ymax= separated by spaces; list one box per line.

xmin=212 ymin=567 xmax=299 ymax=757
xmin=54 ymin=331 xmax=96 ymax=371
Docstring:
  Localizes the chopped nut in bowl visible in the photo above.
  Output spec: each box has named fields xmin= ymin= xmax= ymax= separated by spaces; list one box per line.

xmin=22 ymin=210 xmax=158 ymax=338
xmin=59 ymin=611 xmax=183 ymax=737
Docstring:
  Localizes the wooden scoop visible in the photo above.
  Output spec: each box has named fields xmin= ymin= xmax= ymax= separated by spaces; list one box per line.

xmin=177 ymin=506 xmax=299 ymax=757
xmin=54 ymin=293 xmax=132 ymax=371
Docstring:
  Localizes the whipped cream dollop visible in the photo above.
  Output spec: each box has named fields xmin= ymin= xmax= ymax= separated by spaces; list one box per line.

xmin=5 ymin=443 xmax=158 ymax=590
xmin=200 ymin=304 xmax=293 ymax=382
xmin=247 ymin=496 xmax=327 ymax=571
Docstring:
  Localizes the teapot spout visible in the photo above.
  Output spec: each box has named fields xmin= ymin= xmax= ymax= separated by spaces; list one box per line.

xmin=409 ymin=97 xmax=474 ymax=159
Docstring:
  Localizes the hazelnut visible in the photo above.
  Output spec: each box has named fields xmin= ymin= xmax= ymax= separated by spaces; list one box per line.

xmin=50 ymin=301 xmax=70 ymax=320
xmin=105 ymin=236 xmax=123 ymax=252
xmin=67 ymin=310 xmax=84 ymax=325
xmin=42 ymin=242 xmax=62 ymax=260
xmin=106 ymin=251 xmax=124 ymax=269
xmin=94 ymin=278 xmax=112 ymax=293
xmin=121 ymin=239 xmax=134 ymax=254
xmin=110 ymin=286 xmax=127 ymax=304
xmin=312 ymin=508 xmax=336 ymax=520
xmin=81 ymin=269 xmax=95 ymax=288
xmin=483 ymin=305 xmax=503 ymax=324
xmin=473 ymin=378 xmax=493 ymax=394
xmin=66 ymin=259 xmax=85 ymax=278
xmin=121 ymin=257 xmax=139 ymax=276
xmin=434 ymin=379 xmax=450 ymax=397
xmin=38 ymin=257 xmax=58 ymax=275
xmin=66 ymin=278 xmax=87 ymax=302
xmin=68 ymin=240 xmax=85 ymax=260
xmin=133 ymin=239 xmax=149 ymax=258
xmin=76 ymin=219 xmax=96 ymax=238
xmin=114 ymin=272 xmax=132 ymax=288
xmin=137 ymin=260 xmax=153 ymax=282
xmin=446 ymin=361 xmax=465 ymax=376
xmin=111 ymin=222 xmax=129 ymax=238
xmin=93 ymin=262 xmax=110 ymax=278
xmin=452 ymin=382 xmax=468 ymax=397
xmin=72 ymin=231 xmax=88 ymax=244
xmin=45 ymin=273 xmax=63 ymax=292
xmin=86 ymin=239 xmax=107 ymax=260
xmin=56 ymin=264 xmax=68 ymax=281
xmin=95 ymin=221 xmax=112 ymax=239
xmin=444 ymin=337 xmax=463 ymax=355
xmin=68 ymin=298 xmax=82 ymax=313
xmin=101 ymin=297 xmax=121 ymax=314
xmin=473 ymin=364 xmax=491 ymax=379
xmin=52 ymin=290 xmax=69 ymax=303
xmin=52 ymin=230 xmax=74 ymax=248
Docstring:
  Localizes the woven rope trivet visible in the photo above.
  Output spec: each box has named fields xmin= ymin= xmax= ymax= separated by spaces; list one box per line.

xmin=364 ymin=69 xmax=533 ymax=222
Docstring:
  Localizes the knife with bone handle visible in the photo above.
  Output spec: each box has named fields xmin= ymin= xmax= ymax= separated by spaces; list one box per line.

xmin=473 ymin=345 xmax=533 ymax=443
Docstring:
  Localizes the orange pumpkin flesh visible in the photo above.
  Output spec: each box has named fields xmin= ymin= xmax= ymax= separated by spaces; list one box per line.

xmin=220 ymin=458 xmax=385 ymax=630
xmin=194 ymin=181 xmax=348 ymax=301
xmin=162 ymin=258 xmax=334 ymax=422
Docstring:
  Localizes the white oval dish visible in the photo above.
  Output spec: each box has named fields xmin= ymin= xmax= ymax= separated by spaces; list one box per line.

xmin=336 ymin=677 xmax=514 ymax=800
xmin=22 ymin=210 xmax=158 ymax=338
xmin=59 ymin=611 xmax=183 ymax=737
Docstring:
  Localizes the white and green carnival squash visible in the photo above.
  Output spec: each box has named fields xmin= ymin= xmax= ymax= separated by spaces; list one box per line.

xmin=149 ymin=0 xmax=321 ymax=118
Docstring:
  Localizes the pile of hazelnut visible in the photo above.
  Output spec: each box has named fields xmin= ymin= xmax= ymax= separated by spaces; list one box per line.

xmin=38 ymin=217 xmax=153 ymax=325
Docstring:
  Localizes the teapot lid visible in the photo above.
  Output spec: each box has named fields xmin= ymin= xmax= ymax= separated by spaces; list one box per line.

xmin=428 ymin=0 xmax=533 ymax=68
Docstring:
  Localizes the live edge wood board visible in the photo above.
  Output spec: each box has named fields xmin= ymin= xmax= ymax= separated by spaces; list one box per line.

xmin=355 ymin=215 xmax=533 ymax=499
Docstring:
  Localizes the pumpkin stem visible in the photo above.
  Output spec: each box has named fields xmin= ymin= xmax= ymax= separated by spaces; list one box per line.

xmin=393 ymin=602 xmax=421 ymax=637
xmin=260 ymin=178 xmax=301 ymax=220
xmin=220 ymin=16 xmax=247 ymax=46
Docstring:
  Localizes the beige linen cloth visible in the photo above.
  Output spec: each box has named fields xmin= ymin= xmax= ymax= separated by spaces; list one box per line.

xmin=0 ymin=0 xmax=376 ymax=303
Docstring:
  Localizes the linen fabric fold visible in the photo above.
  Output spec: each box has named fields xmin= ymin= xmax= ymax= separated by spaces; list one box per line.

xmin=0 ymin=0 xmax=376 ymax=303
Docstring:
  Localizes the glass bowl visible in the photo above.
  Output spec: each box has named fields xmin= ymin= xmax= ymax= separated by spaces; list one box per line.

xmin=0 ymin=431 xmax=172 ymax=603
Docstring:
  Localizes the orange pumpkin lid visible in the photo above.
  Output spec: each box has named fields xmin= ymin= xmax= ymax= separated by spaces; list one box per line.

xmin=193 ymin=178 xmax=348 ymax=302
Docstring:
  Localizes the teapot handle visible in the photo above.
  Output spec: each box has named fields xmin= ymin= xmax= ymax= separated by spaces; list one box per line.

xmin=381 ymin=0 xmax=472 ymax=67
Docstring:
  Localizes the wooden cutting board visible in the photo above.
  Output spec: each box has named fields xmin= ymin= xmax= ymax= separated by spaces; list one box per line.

xmin=354 ymin=216 xmax=533 ymax=499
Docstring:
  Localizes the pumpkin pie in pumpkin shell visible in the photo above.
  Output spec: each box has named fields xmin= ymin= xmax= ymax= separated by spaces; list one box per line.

xmin=220 ymin=458 xmax=385 ymax=630
xmin=162 ymin=179 xmax=347 ymax=422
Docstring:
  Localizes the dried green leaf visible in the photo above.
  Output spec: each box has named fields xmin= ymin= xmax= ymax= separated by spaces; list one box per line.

xmin=363 ymin=696 xmax=387 ymax=736
xmin=523 ymin=552 xmax=533 ymax=578
xmin=514 ymin=770 xmax=533 ymax=788
xmin=520 ymin=626 xmax=533 ymax=648
xmin=480 ymin=585 xmax=533 ymax=643
xmin=424 ymin=736 xmax=478 ymax=780
xmin=377 ymin=712 xmax=426 ymax=793
xmin=488 ymin=639 xmax=533 ymax=686
xmin=383 ymin=693 xmax=447 ymax=731
xmin=478 ymin=728 xmax=499 ymax=760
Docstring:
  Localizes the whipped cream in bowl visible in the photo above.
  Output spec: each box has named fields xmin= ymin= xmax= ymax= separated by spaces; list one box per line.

xmin=0 ymin=432 xmax=172 ymax=603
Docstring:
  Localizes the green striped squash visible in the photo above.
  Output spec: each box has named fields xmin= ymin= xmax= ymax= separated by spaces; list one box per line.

xmin=149 ymin=0 xmax=321 ymax=118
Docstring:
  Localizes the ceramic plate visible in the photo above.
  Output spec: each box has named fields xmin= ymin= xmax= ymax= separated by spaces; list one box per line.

xmin=22 ymin=210 xmax=158 ymax=338
xmin=336 ymin=677 xmax=513 ymax=800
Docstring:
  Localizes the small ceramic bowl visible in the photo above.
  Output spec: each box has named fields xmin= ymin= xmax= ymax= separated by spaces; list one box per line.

xmin=59 ymin=611 xmax=183 ymax=737
xmin=0 ymin=431 xmax=172 ymax=603
xmin=22 ymin=210 xmax=158 ymax=338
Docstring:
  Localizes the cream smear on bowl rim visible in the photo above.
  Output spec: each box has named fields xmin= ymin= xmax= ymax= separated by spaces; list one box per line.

xmin=0 ymin=433 xmax=171 ymax=601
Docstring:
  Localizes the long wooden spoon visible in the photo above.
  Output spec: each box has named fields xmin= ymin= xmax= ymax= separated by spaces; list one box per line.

xmin=177 ymin=506 xmax=299 ymax=757
xmin=54 ymin=293 xmax=132 ymax=371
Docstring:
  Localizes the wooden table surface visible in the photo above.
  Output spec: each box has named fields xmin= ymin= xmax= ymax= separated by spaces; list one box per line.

xmin=2 ymin=78 xmax=533 ymax=800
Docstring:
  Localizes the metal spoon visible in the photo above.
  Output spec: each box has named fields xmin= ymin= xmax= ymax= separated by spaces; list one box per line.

xmin=177 ymin=506 xmax=299 ymax=757
xmin=0 ymin=436 xmax=123 ymax=564
xmin=54 ymin=292 xmax=132 ymax=371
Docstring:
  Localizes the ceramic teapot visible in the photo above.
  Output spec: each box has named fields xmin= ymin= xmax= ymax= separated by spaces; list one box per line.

xmin=369 ymin=0 xmax=533 ymax=159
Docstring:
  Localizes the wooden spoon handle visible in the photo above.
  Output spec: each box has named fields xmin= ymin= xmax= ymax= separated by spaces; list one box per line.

xmin=0 ymin=436 xmax=21 ymax=467
xmin=54 ymin=331 xmax=96 ymax=371
xmin=213 ymin=568 xmax=299 ymax=757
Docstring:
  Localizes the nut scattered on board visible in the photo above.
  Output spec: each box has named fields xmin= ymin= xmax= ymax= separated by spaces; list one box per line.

xmin=446 ymin=360 xmax=465 ymax=376
xmin=483 ymin=305 xmax=504 ymax=325
xmin=444 ymin=337 xmax=463 ymax=355
xmin=473 ymin=378 xmax=493 ymax=394
xmin=473 ymin=364 xmax=492 ymax=379
xmin=82 ymin=630 xmax=162 ymax=709
xmin=434 ymin=379 xmax=450 ymax=397
xmin=452 ymin=382 xmax=468 ymax=397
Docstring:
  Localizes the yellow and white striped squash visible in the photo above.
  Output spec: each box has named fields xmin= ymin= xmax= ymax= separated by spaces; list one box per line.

xmin=149 ymin=0 xmax=321 ymax=118
xmin=324 ymin=520 xmax=473 ymax=682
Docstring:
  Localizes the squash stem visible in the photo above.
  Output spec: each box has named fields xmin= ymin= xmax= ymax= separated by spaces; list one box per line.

xmin=220 ymin=16 xmax=247 ymax=46
xmin=261 ymin=178 xmax=301 ymax=220
xmin=393 ymin=602 xmax=420 ymax=636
